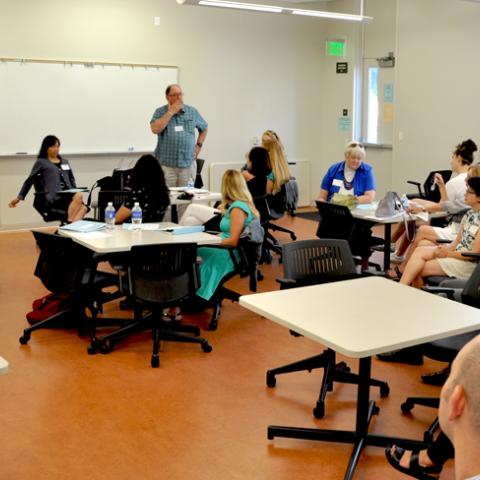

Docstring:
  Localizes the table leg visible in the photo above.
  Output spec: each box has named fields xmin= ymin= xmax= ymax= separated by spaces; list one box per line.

xmin=267 ymin=355 xmax=429 ymax=480
xmin=383 ymin=223 xmax=392 ymax=271
xmin=171 ymin=205 xmax=178 ymax=224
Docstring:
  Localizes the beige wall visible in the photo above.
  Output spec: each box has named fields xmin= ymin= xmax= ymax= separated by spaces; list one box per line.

xmin=0 ymin=0 xmax=329 ymax=227
xmin=393 ymin=0 xmax=480 ymax=193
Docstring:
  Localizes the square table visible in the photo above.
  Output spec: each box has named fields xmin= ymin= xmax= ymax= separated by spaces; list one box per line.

xmin=352 ymin=205 xmax=446 ymax=271
xmin=240 ymin=277 xmax=480 ymax=480
xmin=58 ymin=222 xmax=221 ymax=253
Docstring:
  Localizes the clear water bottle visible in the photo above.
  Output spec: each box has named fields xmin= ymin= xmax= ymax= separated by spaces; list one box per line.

xmin=131 ymin=202 xmax=142 ymax=229
xmin=104 ymin=202 xmax=116 ymax=229
xmin=187 ymin=177 xmax=194 ymax=190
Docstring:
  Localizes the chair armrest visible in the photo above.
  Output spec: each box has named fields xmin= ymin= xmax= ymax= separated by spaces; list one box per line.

xmin=422 ymin=285 xmax=457 ymax=300
xmin=406 ymin=180 xmax=422 ymax=197
xmin=436 ymin=239 xmax=452 ymax=244
xmin=276 ymin=278 xmax=298 ymax=288
xmin=461 ymin=252 xmax=480 ymax=260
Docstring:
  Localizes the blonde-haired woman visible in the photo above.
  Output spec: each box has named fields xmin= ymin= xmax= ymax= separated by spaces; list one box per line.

xmin=262 ymin=130 xmax=291 ymax=194
xmin=318 ymin=141 xmax=376 ymax=204
xmin=196 ymin=169 xmax=259 ymax=301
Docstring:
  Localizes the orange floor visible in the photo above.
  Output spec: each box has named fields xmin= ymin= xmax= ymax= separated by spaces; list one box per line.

xmin=0 ymin=216 xmax=454 ymax=479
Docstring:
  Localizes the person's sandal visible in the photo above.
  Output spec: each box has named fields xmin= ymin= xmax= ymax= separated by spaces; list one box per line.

xmin=386 ymin=265 xmax=402 ymax=281
xmin=385 ymin=446 xmax=442 ymax=480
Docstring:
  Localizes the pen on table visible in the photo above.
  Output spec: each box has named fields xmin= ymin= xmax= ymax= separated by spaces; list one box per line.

xmin=16 ymin=152 xmax=28 ymax=155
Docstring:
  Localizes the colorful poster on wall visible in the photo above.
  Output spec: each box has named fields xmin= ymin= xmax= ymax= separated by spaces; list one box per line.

xmin=338 ymin=117 xmax=352 ymax=132
xmin=383 ymin=103 xmax=394 ymax=124
xmin=383 ymin=84 xmax=394 ymax=103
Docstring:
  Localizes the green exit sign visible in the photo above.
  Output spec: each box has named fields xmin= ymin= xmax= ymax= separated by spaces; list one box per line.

xmin=326 ymin=39 xmax=346 ymax=57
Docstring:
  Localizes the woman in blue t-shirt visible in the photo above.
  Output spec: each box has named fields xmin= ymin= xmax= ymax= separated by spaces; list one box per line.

xmin=318 ymin=141 xmax=376 ymax=204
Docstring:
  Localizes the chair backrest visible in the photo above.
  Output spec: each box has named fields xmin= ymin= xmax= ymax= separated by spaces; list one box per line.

xmin=96 ymin=190 xmax=132 ymax=221
xmin=253 ymin=195 xmax=271 ymax=224
xmin=129 ymin=243 xmax=199 ymax=305
xmin=461 ymin=261 xmax=480 ymax=308
xmin=281 ymin=239 xmax=357 ymax=286
xmin=315 ymin=200 xmax=355 ymax=242
xmin=32 ymin=230 xmax=91 ymax=294
xmin=422 ymin=170 xmax=452 ymax=202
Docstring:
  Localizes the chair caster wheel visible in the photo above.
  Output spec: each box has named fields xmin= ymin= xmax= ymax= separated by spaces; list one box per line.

xmin=99 ymin=342 xmax=113 ymax=354
xmin=207 ymin=320 xmax=218 ymax=331
xmin=372 ymin=405 xmax=380 ymax=415
xmin=151 ymin=356 xmax=160 ymax=368
xmin=201 ymin=341 xmax=212 ymax=353
xmin=380 ymin=383 xmax=390 ymax=398
xmin=313 ymin=403 xmax=325 ymax=419
xmin=336 ymin=361 xmax=351 ymax=373
xmin=19 ymin=331 xmax=30 ymax=345
xmin=424 ymin=431 xmax=434 ymax=443
xmin=291 ymin=234 xmax=297 ymax=241
xmin=401 ymin=401 xmax=414 ymax=413
xmin=266 ymin=372 xmax=276 ymax=388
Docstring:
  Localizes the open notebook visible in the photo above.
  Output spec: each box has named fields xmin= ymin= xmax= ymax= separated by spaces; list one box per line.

xmin=60 ymin=220 xmax=106 ymax=233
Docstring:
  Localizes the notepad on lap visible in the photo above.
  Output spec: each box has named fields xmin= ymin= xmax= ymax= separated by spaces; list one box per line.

xmin=60 ymin=220 xmax=106 ymax=233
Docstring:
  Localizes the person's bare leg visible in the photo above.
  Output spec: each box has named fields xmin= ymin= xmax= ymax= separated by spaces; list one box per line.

xmin=391 ymin=222 xmax=405 ymax=243
xmin=68 ymin=193 xmax=86 ymax=222
xmin=400 ymin=246 xmax=440 ymax=285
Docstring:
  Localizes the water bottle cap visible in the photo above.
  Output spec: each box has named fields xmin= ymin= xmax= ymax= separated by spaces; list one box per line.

xmin=107 ymin=202 xmax=113 ymax=206
xmin=134 ymin=202 xmax=140 ymax=207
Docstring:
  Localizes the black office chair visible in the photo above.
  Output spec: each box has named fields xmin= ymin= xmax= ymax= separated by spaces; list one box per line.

xmin=400 ymin=262 xmax=480 ymax=441
xmin=195 ymin=158 xmax=205 ymax=189
xmin=94 ymin=190 xmax=132 ymax=221
xmin=266 ymin=239 xmax=389 ymax=419
xmin=19 ymin=231 xmax=121 ymax=350
xmin=258 ymin=180 xmax=298 ymax=263
xmin=205 ymin=234 xmax=263 ymax=331
xmin=316 ymin=200 xmax=383 ymax=271
xmin=96 ymin=243 xmax=212 ymax=367
xmin=407 ymin=170 xmax=452 ymax=203
xmin=32 ymin=174 xmax=70 ymax=224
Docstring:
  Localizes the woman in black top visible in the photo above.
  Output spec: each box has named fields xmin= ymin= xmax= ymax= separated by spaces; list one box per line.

xmin=9 ymin=135 xmax=86 ymax=222
xmin=241 ymin=146 xmax=271 ymax=199
xmin=115 ymin=154 xmax=170 ymax=223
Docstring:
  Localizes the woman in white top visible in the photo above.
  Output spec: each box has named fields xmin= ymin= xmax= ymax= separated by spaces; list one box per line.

xmin=391 ymin=139 xmax=477 ymax=262
xmin=399 ymin=176 xmax=480 ymax=287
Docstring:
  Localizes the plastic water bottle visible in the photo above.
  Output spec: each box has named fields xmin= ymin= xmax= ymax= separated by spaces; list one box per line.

xmin=187 ymin=177 xmax=195 ymax=190
xmin=104 ymin=202 xmax=116 ymax=229
xmin=131 ymin=202 xmax=142 ymax=229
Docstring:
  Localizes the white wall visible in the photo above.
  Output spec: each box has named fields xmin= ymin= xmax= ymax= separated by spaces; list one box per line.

xmin=0 ymin=0 xmax=328 ymax=228
xmin=393 ymin=0 xmax=480 ymax=193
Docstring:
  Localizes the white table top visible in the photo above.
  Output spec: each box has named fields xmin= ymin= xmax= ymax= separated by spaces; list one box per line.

xmin=170 ymin=191 xmax=221 ymax=206
xmin=0 ymin=356 xmax=9 ymax=375
xmin=352 ymin=203 xmax=446 ymax=224
xmin=240 ymin=277 xmax=480 ymax=358
xmin=59 ymin=222 xmax=222 ymax=253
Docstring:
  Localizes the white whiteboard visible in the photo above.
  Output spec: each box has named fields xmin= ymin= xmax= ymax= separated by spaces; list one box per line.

xmin=0 ymin=60 xmax=178 ymax=155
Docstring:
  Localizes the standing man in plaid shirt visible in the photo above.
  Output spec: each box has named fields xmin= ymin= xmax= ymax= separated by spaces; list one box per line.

xmin=150 ymin=84 xmax=208 ymax=187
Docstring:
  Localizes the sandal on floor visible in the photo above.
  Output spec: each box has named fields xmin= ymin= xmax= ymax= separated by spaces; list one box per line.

xmin=385 ymin=446 xmax=442 ymax=480
xmin=386 ymin=266 xmax=402 ymax=280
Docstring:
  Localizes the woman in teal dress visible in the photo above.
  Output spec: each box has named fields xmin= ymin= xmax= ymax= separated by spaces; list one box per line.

xmin=196 ymin=169 xmax=260 ymax=301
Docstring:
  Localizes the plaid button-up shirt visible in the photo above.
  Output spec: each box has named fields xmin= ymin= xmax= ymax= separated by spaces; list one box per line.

xmin=151 ymin=104 xmax=208 ymax=168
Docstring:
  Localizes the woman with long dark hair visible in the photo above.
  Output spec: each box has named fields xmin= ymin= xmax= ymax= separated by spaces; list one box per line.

xmin=9 ymin=135 xmax=86 ymax=222
xmin=115 ymin=154 xmax=170 ymax=223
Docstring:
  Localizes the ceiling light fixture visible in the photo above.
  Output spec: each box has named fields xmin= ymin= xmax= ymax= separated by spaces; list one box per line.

xmin=198 ymin=0 xmax=283 ymax=13
xmin=176 ymin=0 xmax=373 ymax=23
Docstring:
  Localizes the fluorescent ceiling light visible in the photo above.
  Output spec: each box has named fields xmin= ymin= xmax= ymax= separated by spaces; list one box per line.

xmin=198 ymin=0 xmax=283 ymax=13
xmin=177 ymin=0 xmax=373 ymax=23
xmin=292 ymin=9 xmax=370 ymax=22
